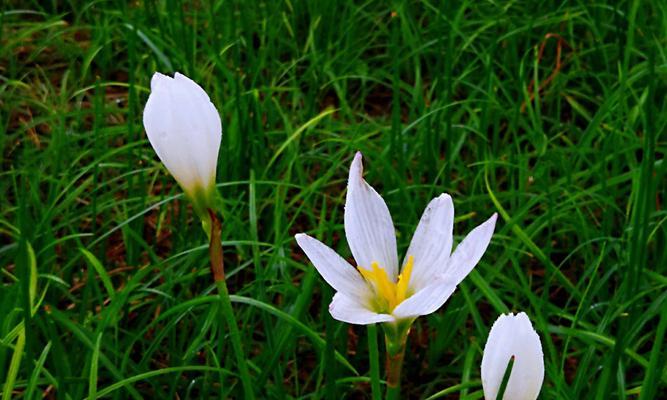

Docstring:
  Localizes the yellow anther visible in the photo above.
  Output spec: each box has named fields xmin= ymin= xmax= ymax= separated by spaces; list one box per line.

xmin=358 ymin=255 xmax=414 ymax=312
xmin=395 ymin=255 xmax=414 ymax=305
xmin=359 ymin=262 xmax=397 ymax=309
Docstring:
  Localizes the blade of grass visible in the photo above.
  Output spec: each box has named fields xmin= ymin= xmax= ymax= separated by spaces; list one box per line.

xmin=88 ymin=333 xmax=102 ymax=400
xmin=367 ymin=324 xmax=381 ymax=400
xmin=1 ymin=327 xmax=25 ymax=400
xmin=25 ymin=341 xmax=52 ymax=399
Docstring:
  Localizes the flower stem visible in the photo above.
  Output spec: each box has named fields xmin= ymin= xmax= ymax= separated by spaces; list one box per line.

xmin=382 ymin=319 xmax=412 ymax=400
xmin=367 ymin=324 xmax=381 ymax=400
xmin=384 ymin=330 xmax=408 ymax=400
xmin=208 ymin=210 xmax=225 ymax=282
xmin=384 ymin=340 xmax=406 ymax=400
xmin=386 ymin=383 xmax=401 ymax=400
xmin=209 ymin=211 xmax=255 ymax=399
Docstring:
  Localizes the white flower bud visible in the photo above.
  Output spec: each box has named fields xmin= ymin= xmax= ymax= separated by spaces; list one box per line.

xmin=143 ymin=72 xmax=221 ymax=213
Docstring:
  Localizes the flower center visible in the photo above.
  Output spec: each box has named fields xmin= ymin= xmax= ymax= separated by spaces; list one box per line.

xmin=357 ymin=255 xmax=414 ymax=312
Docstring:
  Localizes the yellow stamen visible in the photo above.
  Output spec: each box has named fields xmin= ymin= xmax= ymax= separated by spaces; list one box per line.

xmin=395 ymin=255 xmax=414 ymax=303
xmin=357 ymin=255 xmax=415 ymax=312
xmin=358 ymin=262 xmax=397 ymax=308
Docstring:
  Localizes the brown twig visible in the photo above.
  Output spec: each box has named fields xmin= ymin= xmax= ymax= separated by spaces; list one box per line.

xmin=521 ymin=33 xmax=572 ymax=113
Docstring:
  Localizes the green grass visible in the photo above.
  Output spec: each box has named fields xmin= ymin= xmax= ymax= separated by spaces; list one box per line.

xmin=1 ymin=0 xmax=666 ymax=398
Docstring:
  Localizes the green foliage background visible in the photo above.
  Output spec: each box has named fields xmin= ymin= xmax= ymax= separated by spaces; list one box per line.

xmin=1 ymin=0 xmax=666 ymax=398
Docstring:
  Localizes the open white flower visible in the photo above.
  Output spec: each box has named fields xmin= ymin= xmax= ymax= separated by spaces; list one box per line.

xmin=481 ymin=312 xmax=544 ymax=400
xmin=143 ymin=72 xmax=222 ymax=212
xmin=295 ymin=152 xmax=497 ymax=325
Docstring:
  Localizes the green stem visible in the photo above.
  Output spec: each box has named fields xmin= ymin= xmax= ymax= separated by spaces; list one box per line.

xmin=384 ymin=340 xmax=406 ymax=400
xmin=386 ymin=383 xmax=401 ymax=400
xmin=382 ymin=319 xmax=412 ymax=400
xmin=385 ymin=333 xmax=408 ymax=400
xmin=367 ymin=324 xmax=381 ymax=400
xmin=209 ymin=210 xmax=255 ymax=399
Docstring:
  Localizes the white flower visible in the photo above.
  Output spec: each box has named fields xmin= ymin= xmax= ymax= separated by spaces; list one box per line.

xmin=143 ymin=72 xmax=222 ymax=210
xmin=295 ymin=152 xmax=497 ymax=324
xmin=481 ymin=312 xmax=544 ymax=400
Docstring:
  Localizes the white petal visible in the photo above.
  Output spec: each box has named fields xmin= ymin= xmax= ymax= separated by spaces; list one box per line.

xmin=144 ymin=74 xmax=193 ymax=186
xmin=165 ymin=73 xmax=221 ymax=187
xmin=391 ymin=278 xmax=457 ymax=319
xmin=404 ymin=193 xmax=454 ymax=292
xmin=481 ymin=312 xmax=544 ymax=400
xmin=344 ymin=152 xmax=399 ymax=280
xmin=329 ymin=292 xmax=394 ymax=325
xmin=295 ymin=234 xmax=368 ymax=298
xmin=172 ymin=73 xmax=222 ymax=169
xmin=444 ymin=213 xmax=497 ymax=285
xmin=143 ymin=72 xmax=222 ymax=196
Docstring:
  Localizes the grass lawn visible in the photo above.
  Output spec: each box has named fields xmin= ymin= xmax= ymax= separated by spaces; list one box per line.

xmin=1 ymin=0 xmax=666 ymax=398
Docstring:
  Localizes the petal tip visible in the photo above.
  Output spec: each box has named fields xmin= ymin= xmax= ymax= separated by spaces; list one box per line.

xmin=294 ymin=233 xmax=306 ymax=240
xmin=348 ymin=151 xmax=365 ymax=188
xmin=486 ymin=212 xmax=498 ymax=229
xmin=151 ymin=71 xmax=170 ymax=79
xmin=489 ymin=214 xmax=498 ymax=230
xmin=294 ymin=233 xmax=309 ymax=245
xmin=436 ymin=193 xmax=453 ymax=205
xmin=150 ymin=72 xmax=172 ymax=90
xmin=174 ymin=72 xmax=195 ymax=85
xmin=351 ymin=152 xmax=363 ymax=172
